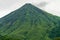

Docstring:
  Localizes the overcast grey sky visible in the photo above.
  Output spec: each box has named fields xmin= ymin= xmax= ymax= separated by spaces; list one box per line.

xmin=0 ymin=0 xmax=60 ymax=18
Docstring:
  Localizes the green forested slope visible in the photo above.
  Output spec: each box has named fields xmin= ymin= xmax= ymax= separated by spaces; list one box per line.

xmin=0 ymin=3 xmax=60 ymax=40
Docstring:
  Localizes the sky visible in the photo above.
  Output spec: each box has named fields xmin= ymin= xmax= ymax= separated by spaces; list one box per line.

xmin=0 ymin=0 xmax=60 ymax=18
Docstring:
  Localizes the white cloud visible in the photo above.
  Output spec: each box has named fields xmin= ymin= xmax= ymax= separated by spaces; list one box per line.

xmin=0 ymin=0 xmax=60 ymax=18
xmin=43 ymin=0 xmax=60 ymax=16
xmin=0 ymin=0 xmax=49 ymax=18
xmin=0 ymin=10 xmax=11 ymax=18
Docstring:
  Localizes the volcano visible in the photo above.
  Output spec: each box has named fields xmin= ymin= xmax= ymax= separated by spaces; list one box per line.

xmin=0 ymin=3 xmax=60 ymax=40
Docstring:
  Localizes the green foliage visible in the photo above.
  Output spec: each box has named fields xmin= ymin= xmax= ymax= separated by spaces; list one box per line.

xmin=0 ymin=3 xmax=60 ymax=40
xmin=54 ymin=37 xmax=60 ymax=40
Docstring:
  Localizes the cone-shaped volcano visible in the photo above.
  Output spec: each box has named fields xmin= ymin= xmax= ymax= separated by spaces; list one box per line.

xmin=0 ymin=3 xmax=60 ymax=40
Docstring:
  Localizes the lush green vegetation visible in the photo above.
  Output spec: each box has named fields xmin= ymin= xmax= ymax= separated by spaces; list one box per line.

xmin=0 ymin=3 xmax=60 ymax=40
xmin=53 ymin=37 xmax=60 ymax=40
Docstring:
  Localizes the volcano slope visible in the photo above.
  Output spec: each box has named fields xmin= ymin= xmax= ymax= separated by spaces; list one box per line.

xmin=0 ymin=3 xmax=60 ymax=40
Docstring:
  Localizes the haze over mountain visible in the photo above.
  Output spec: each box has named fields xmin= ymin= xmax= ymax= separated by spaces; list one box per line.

xmin=0 ymin=0 xmax=60 ymax=18
xmin=0 ymin=3 xmax=60 ymax=40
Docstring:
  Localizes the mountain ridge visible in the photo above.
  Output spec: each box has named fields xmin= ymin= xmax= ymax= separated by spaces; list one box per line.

xmin=0 ymin=3 xmax=60 ymax=40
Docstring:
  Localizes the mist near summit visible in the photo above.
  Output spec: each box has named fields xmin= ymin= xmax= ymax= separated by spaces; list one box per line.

xmin=0 ymin=0 xmax=60 ymax=18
